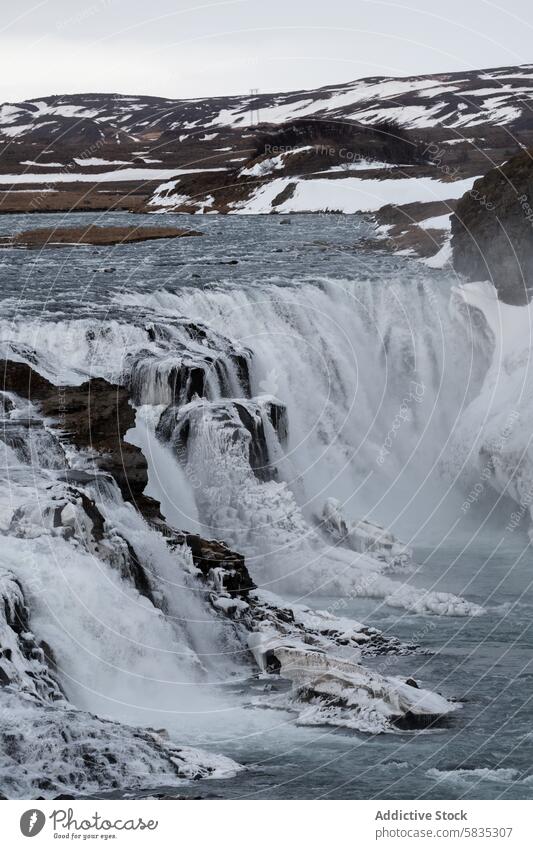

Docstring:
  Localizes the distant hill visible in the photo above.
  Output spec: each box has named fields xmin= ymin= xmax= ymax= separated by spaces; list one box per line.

xmin=1 ymin=63 xmax=533 ymax=260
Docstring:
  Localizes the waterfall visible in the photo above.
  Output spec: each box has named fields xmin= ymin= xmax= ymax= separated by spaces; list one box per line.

xmin=0 ymin=267 xmax=493 ymax=796
xmin=120 ymin=275 xmax=491 ymax=532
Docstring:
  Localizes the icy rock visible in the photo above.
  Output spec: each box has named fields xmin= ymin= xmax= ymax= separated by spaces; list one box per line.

xmin=0 ymin=691 xmax=241 ymax=799
xmin=0 ymin=570 xmax=63 ymax=702
xmin=9 ymin=483 xmax=155 ymax=603
xmin=128 ymin=335 xmax=252 ymax=407
xmin=0 ymin=420 xmax=66 ymax=470
xmin=158 ymin=396 xmax=287 ymax=482
xmin=256 ymin=646 xmax=456 ymax=733
xmin=243 ymin=591 xmax=414 ymax=661
xmin=0 ymin=390 xmax=66 ymax=469
xmin=321 ymin=497 xmax=413 ymax=569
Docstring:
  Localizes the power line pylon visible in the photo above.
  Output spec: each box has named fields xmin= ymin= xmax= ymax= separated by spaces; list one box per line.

xmin=249 ymin=89 xmax=260 ymax=126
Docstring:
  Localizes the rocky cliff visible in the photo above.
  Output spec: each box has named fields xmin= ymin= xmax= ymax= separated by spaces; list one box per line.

xmin=451 ymin=149 xmax=533 ymax=304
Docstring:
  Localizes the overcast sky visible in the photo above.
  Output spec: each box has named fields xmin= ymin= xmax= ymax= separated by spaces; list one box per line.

xmin=1 ymin=0 xmax=532 ymax=103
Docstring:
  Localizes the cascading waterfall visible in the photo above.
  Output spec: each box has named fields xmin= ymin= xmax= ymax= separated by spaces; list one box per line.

xmin=0 ymin=441 xmax=234 ymax=723
xmin=0 ymin=436 xmax=244 ymax=796
xmin=122 ymin=275 xmax=491 ymax=525
xmin=0 ymin=263 xmax=496 ymax=797
xmin=0 ymin=275 xmax=492 ymax=604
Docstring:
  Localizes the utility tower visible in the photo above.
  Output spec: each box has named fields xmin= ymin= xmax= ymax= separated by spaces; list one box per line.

xmin=249 ymin=89 xmax=260 ymax=126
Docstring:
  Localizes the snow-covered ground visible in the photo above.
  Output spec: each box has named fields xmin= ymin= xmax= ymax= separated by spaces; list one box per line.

xmin=0 ymin=167 xmax=225 ymax=184
xmin=202 ymin=66 xmax=533 ymax=130
xmin=229 ymin=175 xmax=479 ymax=214
xmin=150 ymin=173 xmax=479 ymax=215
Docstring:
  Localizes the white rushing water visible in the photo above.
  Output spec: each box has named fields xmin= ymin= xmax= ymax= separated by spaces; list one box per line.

xmin=2 ymin=212 xmax=530 ymax=799
xmin=114 ymin=276 xmax=489 ymax=605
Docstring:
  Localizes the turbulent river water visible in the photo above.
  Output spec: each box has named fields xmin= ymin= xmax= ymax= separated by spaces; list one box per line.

xmin=0 ymin=211 xmax=531 ymax=800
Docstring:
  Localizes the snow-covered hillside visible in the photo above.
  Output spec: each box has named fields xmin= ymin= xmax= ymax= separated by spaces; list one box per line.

xmin=2 ymin=63 xmax=533 ymax=141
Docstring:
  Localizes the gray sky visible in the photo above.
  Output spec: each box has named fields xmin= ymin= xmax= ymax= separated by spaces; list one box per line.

xmin=1 ymin=0 xmax=533 ymax=102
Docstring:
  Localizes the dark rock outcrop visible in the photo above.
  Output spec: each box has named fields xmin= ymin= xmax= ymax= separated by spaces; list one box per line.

xmin=451 ymin=148 xmax=533 ymax=304
xmin=374 ymin=198 xmax=457 ymax=257
xmin=0 ymin=360 xmax=157 ymax=516
xmin=166 ymin=532 xmax=256 ymax=597
xmin=255 ymin=117 xmax=424 ymax=166
xmin=42 ymin=379 xmax=150 ymax=509
xmin=0 ymin=360 xmax=54 ymax=399
xmin=1 ymin=358 xmax=253 ymax=607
